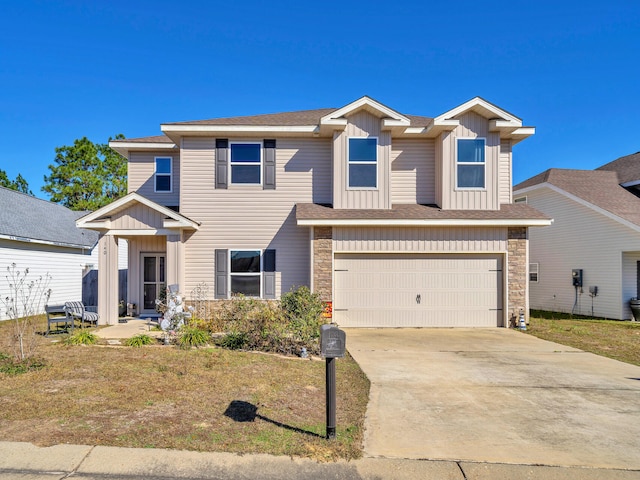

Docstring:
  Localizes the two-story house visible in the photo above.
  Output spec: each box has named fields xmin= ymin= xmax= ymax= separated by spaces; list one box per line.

xmin=77 ymin=96 xmax=550 ymax=327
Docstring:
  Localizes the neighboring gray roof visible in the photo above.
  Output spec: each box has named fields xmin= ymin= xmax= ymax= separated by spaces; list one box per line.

xmin=596 ymin=151 xmax=640 ymax=185
xmin=0 ymin=187 xmax=98 ymax=248
xmin=514 ymin=168 xmax=640 ymax=227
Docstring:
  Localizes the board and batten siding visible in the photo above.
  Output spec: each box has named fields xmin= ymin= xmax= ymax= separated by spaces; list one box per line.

xmin=128 ymin=151 xmax=180 ymax=206
xmin=525 ymin=187 xmax=640 ymax=319
xmin=439 ymin=111 xmax=500 ymax=210
xmin=498 ymin=140 xmax=512 ymax=205
xmin=180 ymin=137 xmax=332 ymax=298
xmin=333 ymin=226 xmax=508 ymax=253
xmin=391 ymin=139 xmax=436 ymax=205
xmin=333 ymin=111 xmax=391 ymax=209
xmin=110 ymin=203 xmax=168 ymax=230
xmin=0 ymin=239 xmax=92 ymax=320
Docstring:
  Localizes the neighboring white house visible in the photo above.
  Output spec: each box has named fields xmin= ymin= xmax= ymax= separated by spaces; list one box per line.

xmin=79 ymin=96 xmax=550 ymax=327
xmin=514 ymin=152 xmax=640 ymax=320
xmin=0 ymin=187 xmax=99 ymax=320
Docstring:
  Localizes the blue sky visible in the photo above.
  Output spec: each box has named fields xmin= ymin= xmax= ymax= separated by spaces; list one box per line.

xmin=1 ymin=0 xmax=638 ymax=199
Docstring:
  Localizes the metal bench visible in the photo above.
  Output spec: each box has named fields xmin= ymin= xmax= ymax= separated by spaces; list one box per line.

xmin=45 ymin=304 xmax=73 ymax=336
xmin=64 ymin=301 xmax=99 ymax=327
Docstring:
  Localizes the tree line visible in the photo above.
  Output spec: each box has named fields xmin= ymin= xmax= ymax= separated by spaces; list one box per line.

xmin=1 ymin=134 xmax=127 ymax=211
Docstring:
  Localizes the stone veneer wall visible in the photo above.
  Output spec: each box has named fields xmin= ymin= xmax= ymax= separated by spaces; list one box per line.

xmin=507 ymin=227 xmax=528 ymax=325
xmin=313 ymin=226 xmax=333 ymax=302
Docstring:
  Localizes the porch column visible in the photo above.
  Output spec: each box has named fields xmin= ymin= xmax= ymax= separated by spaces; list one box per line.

xmin=98 ymin=234 xmax=119 ymax=325
xmin=166 ymin=234 xmax=183 ymax=292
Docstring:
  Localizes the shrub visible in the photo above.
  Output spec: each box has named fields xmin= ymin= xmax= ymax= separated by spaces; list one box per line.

xmin=64 ymin=330 xmax=98 ymax=346
xmin=125 ymin=334 xmax=154 ymax=347
xmin=217 ymin=332 xmax=248 ymax=350
xmin=214 ymin=287 xmax=325 ymax=356
xmin=178 ymin=327 xmax=210 ymax=349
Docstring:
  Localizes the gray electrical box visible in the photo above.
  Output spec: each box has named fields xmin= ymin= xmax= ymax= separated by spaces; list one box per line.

xmin=320 ymin=324 xmax=346 ymax=358
xmin=572 ymin=269 xmax=583 ymax=287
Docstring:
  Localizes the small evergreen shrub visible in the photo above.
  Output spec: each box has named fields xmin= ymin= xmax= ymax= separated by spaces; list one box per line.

xmin=64 ymin=330 xmax=98 ymax=346
xmin=125 ymin=334 xmax=154 ymax=347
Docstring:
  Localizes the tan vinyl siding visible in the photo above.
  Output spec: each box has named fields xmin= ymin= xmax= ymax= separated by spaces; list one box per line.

xmin=180 ymin=137 xmax=332 ymax=298
xmin=333 ymin=111 xmax=391 ymax=209
xmin=391 ymin=139 xmax=435 ymax=205
xmin=435 ymin=134 xmax=443 ymax=207
xmin=499 ymin=140 xmax=512 ymax=204
xmin=525 ymin=187 xmax=640 ymax=319
xmin=128 ymin=151 xmax=180 ymax=206
xmin=440 ymin=112 xmax=500 ymax=210
xmin=334 ymin=226 xmax=508 ymax=253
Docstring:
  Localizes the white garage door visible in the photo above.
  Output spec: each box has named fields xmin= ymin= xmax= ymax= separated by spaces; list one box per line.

xmin=333 ymin=253 xmax=503 ymax=327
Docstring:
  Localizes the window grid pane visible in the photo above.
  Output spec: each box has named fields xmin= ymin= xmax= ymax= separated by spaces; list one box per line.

xmin=231 ymin=144 xmax=261 ymax=163
xmin=231 ymin=250 xmax=261 ymax=273
xmin=156 ymin=175 xmax=171 ymax=191
xmin=349 ymin=138 xmax=377 ymax=162
xmin=155 ymin=158 xmax=172 ymax=173
xmin=231 ymin=275 xmax=261 ymax=296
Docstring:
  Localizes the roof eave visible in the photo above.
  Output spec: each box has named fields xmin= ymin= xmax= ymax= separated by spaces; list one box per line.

xmin=297 ymin=218 xmax=552 ymax=227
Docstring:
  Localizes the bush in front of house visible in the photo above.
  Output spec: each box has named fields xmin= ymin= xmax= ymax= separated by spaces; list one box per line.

xmin=214 ymin=286 xmax=325 ymax=356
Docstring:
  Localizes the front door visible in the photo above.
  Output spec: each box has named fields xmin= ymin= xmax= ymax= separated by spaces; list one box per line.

xmin=142 ymin=254 xmax=166 ymax=314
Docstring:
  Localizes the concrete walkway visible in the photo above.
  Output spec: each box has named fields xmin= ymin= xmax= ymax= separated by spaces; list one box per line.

xmin=345 ymin=328 xmax=640 ymax=469
xmin=94 ymin=318 xmax=164 ymax=341
xmin=1 ymin=441 xmax=638 ymax=479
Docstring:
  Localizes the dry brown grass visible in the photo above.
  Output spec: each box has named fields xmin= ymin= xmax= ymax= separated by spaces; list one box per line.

xmin=0 ymin=318 xmax=370 ymax=461
xmin=527 ymin=315 xmax=640 ymax=366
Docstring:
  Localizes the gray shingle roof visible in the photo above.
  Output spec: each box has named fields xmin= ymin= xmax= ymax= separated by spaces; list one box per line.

xmin=148 ymin=108 xmax=433 ymax=129
xmin=514 ymin=168 xmax=640 ymax=227
xmin=0 ymin=187 xmax=98 ymax=248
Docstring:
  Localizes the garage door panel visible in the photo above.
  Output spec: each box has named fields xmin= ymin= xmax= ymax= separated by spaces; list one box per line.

xmin=334 ymin=253 xmax=503 ymax=327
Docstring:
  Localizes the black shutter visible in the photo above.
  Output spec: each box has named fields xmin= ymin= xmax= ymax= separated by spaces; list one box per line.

xmin=263 ymin=249 xmax=276 ymax=299
xmin=215 ymin=139 xmax=228 ymax=189
xmin=215 ymin=249 xmax=228 ymax=299
xmin=263 ymin=139 xmax=276 ymax=190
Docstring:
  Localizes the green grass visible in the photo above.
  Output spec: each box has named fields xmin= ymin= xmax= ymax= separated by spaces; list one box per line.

xmin=526 ymin=314 xmax=640 ymax=366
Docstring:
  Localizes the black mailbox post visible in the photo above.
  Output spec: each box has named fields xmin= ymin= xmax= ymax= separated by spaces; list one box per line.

xmin=320 ymin=324 xmax=346 ymax=439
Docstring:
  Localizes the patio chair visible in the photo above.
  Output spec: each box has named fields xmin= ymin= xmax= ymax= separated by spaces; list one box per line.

xmin=64 ymin=301 xmax=99 ymax=328
xmin=45 ymin=304 xmax=73 ymax=336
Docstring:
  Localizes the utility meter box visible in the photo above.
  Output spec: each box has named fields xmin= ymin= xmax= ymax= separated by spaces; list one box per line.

xmin=320 ymin=324 xmax=346 ymax=358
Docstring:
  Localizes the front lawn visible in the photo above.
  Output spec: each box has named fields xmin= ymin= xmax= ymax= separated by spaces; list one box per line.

xmin=526 ymin=313 xmax=640 ymax=366
xmin=0 ymin=318 xmax=370 ymax=461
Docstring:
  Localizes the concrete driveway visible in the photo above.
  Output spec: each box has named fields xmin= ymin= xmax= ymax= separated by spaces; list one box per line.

xmin=345 ymin=328 xmax=640 ymax=469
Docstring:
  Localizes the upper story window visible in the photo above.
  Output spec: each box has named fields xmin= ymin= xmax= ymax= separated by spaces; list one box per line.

xmin=348 ymin=137 xmax=377 ymax=189
xmin=230 ymin=143 xmax=262 ymax=185
xmin=514 ymin=196 xmax=528 ymax=204
xmin=155 ymin=157 xmax=172 ymax=192
xmin=456 ymin=138 xmax=485 ymax=189
xmin=529 ymin=263 xmax=539 ymax=283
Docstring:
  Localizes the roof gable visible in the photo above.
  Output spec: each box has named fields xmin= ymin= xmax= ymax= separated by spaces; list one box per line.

xmin=77 ymin=192 xmax=199 ymax=231
xmin=320 ymin=96 xmax=411 ymax=129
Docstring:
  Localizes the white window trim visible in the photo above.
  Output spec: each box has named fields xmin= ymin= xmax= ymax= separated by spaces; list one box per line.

xmin=529 ymin=262 xmax=539 ymax=283
xmin=347 ymin=136 xmax=378 ymax=190
xmin=229 ymin=249 xmax=263 ymax=298
xmin=455 ymin=137 xmax=486 ymax=191
xmin=229 ymin=141 xmax=263 ymax=186
xmin=154 ymin=157 xmax=173 ymax=193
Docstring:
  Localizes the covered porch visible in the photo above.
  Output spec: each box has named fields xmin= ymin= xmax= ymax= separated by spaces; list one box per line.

xmin=77 ymin=193 xmax=199 ymax=325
